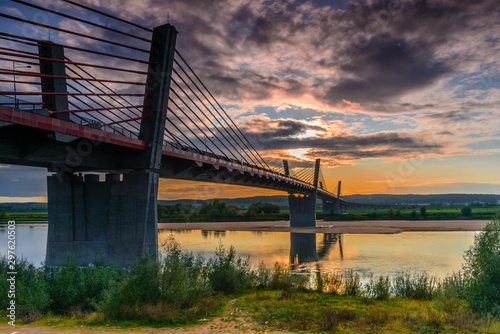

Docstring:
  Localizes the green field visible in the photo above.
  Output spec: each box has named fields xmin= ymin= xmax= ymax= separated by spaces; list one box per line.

xmin=0 ymin=211 xmax=48 ymax=223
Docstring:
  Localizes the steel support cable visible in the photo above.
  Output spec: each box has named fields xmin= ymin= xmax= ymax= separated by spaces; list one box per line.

xmin=66 ymin=81 xmax=139 ymax=131
xmin=49 ymin=104 xmax=150 ymax=115
xmin=164 ymin=126 xmax=192 ymax=149
xmin=0 ymin=50 xmax=150 ymax=75
xmin=165 ymin=116 xmax=204 ymax=154
xmin=164 ymin=128 xmax=187 ymax=150
xmin=170 ymin=71 xmax=253 ymax=165
xmin=13 ymin=0 xmax=156 ymax=44
xmin=293 ymin=163 xmax=315 ymax=178
xmin=167 ymin=107 xmax=217 ymax=156
xmin=103 ymin=115 xmax=149 ymax=126
xmin=167 ymin=99 xmax=223 ymax=158
xmin=0 ymin=56 xmax=43 ymax=67
xmin=66 ymin=86 xmax=119 ymax=125
xmin=169 ymin=89 xmax=240 ymax=163
xmin=61 ymin=0 xmax=155 ymax=34
xmin=0 ymin=69 xmax=150 ymax=86
xmin=0 ymin=32 xmax=153 ymax=65
xmin=0 ymin=46 xmax=41 ymax=57
xmin=0 ymin=35 xmax=40 ymax=47
xmin=65 ymin=58 xmax=145 ymax=123
xmin=173 ymin=62 xmax=267 ymax=170
xmin=298 ymin=167 xmax=315 ymax=179
xmin=299 ymin=169 xmax=316 ymax=183
xmin=67 ymin=100 xmax=106 ymax=124
xmin=0 ymin=79 xmax=46 ymax=85
xmin=65 ymin=81 xmax=141 ymax=132
xmin=0 ymin=13 xmax=155 ymax=55
xmin=169 ymin=79 xmax=253 ymax=165
xmin=2 ymin=92 xmax=150 ymax=97
xmin=174 ymin=51 xmax=271 ymax=171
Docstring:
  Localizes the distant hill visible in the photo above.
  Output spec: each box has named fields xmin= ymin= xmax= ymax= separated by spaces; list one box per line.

xmin=158 ymin=195 xmax=289 ymax=209
xmin=159 ymin=193 xmax=500 ymax=208
xmin=0 ymin=202 xmax=48 ymax=211
xmin=343 ymin=194 xmax=500 ymax=205
xmin=3 ymin=194 xmax=499 ymax=212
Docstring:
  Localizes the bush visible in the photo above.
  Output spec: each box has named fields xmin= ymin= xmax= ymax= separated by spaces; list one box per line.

xmin=434 ymin=271 xmax=467 ymax=313
xmin=392 ymin=271 xmax=437 ymax=300
xmin=0 ymin=257 xmax=50 ymax=321
xmin=207 ymin=244 xmax=252 ymax=294
xmin=420 ymin=207 xmax=427 ymax=216
xmin=463 ymin=219 xmax=500 ymax=315
xmin=366 ymin=274 xmax=391 ymax=300
xmin=461 ymin=205 xmax=472 ymax=217
xmin=46 ymin=258 xmax=121 ymax=314
xmin=342 ymin=269 xmax=363 ymax=297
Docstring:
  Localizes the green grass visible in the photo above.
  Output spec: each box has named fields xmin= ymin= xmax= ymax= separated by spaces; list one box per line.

xmin=237 ymin=290 xmax=500 ymax=333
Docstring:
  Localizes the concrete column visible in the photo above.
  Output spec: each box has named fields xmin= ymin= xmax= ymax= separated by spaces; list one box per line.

xmin=46 ymin=171 xmax=158 ymax=266
xmin=39 ymin=42 xmax=69 ymax=121
xmin=322 ymin=200 xmax=335 ymax=214
xmin=290 ymin=233 xmax=318 ymax=264
xmin=288 ymin=194 xmax=317 ymax=227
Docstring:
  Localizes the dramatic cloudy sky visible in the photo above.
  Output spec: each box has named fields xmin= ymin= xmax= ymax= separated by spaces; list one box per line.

xmin=0 ymin=0 xmax=499 ymax=201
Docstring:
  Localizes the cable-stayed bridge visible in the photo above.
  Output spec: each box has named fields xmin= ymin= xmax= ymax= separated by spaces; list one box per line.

xmin=0 ymin=0 xmax=387 ymax=266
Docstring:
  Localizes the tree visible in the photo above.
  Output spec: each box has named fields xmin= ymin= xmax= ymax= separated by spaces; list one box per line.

xmin=420 ymin=207 xmax=427 ymax=216
xmin=410 ymin=210 xmax=418 ymax=218
xmin=0 ymin=210 xmax=10 ymax=219
xmin=461 ymin=205 xmax=472 ymax=217
xmin=463 ymin=219 xmax=500 ymax=315
xmin=388 ymin=208 xmax=394 ymax=218
xmin=395 ymin=209 xmax=402 ymax=217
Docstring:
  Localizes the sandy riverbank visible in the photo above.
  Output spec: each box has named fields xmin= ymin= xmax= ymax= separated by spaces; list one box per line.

xmin=158 ymin=220 xmax=489 ymax=234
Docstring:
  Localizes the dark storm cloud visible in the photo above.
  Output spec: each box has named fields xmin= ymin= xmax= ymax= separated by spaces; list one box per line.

xmin=251 ymin=131 xmax=441 ymax=152
xmin=321 ymin=35 xmax=451 ymax=105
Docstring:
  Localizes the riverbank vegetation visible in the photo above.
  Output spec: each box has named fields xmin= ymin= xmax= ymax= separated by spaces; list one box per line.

xmin=1 ymin=220 xmax=500 ymax=332
xmin=326 ymin=205 xmax=499 ymax=221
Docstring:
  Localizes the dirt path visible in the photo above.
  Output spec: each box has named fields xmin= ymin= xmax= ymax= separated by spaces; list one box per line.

xmin=0 ymin=299 xmax=290 ymax=334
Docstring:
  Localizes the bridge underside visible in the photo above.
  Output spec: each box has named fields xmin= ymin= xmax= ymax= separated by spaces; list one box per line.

xmin=0 ymin=107 xmax=372 ymax=266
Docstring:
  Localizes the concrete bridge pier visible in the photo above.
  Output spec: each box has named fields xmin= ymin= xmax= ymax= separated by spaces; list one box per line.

xmin=46 ymin=171 xmax=159 ymax=266
xmin=288 ymin=194 xmax=317 ymax=227
xmin=44 ymin=23 xmax=177 ymax=266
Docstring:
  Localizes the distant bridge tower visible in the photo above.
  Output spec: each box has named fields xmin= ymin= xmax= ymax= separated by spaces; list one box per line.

xmin=321 ymin=180 xmax=341 ymax=215
xmin=287 ymin=159 xmax=320 ymax=227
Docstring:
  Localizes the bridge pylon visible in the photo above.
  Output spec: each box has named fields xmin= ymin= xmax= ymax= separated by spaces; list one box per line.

xmin=45 ymin=23 xmax=177 ymax=266
xmin=288 ymin=159 xmax=320 ymax=227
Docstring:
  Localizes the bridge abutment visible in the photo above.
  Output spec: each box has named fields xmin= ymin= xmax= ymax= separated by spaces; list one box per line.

xmin=46 ymin=171 xmax=159 ymax=266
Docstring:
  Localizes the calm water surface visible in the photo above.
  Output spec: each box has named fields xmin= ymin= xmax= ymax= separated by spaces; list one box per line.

xmin=0 ymin=225 xmax=477 ymax=279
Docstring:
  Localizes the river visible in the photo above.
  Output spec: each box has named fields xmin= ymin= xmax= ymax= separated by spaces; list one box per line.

xmin=0 ymin=224 xmax=478 ymax=280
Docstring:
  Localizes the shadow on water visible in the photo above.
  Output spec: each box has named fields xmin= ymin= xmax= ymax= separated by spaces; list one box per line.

xmin=290 ymin=233 xmax=343 ymax=267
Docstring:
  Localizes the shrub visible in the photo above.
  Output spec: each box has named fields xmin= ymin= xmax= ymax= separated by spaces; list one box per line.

xmin=207 ymin=244 xmax=252 ymax=294
xmin=0 ymin=257 xmax=50 ymax=321
xmin=461 ymin=205 xmax=472 ymax=217
xmin=434 ymin=271 xmax=467 ymax=313
xmin=46 ymin=258 xmax=120 ymax=314
xmin=366 ymin=274 xmax=391 ymax=300
xmin=342 ymin=269 xmax=363 ymax=297
xmin=463 ymin=219 xmax=500 ymax=315
xmin=392 ymin=271 xmax=437 ymax=300
xmin=420 ymin=207 xmax=427 ymax=216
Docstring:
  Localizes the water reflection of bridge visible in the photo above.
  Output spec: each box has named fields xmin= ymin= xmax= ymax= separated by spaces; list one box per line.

xmin=290 ymin=233 xmax=343 ymax=265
